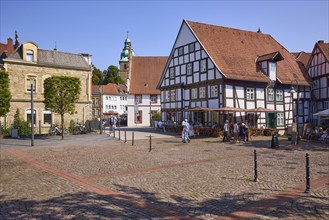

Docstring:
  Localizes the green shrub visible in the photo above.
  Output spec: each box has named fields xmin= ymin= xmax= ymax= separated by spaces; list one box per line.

xmin=151 ymin=112 xmax=161 ymax=121
xmin=12 ymin=109 xmax=31 ymax=136
xmin=68 ymin=119 xmax=76 ymax=134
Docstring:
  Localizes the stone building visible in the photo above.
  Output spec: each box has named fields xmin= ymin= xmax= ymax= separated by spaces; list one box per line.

xmin=1 ymin=41 xmax=93 ymax=133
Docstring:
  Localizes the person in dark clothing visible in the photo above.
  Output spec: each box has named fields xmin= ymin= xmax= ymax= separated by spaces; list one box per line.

xmin=239 ymin=123 xmax=247 ymax=142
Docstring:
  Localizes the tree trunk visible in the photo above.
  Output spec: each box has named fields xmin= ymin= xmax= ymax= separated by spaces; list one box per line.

xmin=61 ymin=114 xmax=64 ymax=140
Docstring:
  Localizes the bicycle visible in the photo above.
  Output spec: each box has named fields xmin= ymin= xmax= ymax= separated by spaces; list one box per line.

xmin=73 ymin=123 xmax=87 ymax=135
xmin=49 ymin=124 xmax=68 ymax=136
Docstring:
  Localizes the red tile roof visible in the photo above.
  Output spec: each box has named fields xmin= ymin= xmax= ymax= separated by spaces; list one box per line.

xmin=92 ymin=83 xmax=127 ymax=95
xmin=317 ymin=42 xmax=329 ymax=62
xmin=0 ymin=38 xmax=15 ymax=57
xmin=186 ymin=20 xmax=310 ymax=86
xmin=129 ymin=56 xmax=168 ymax=94
xmin=291 ymin=52 xmax=311 ymax=67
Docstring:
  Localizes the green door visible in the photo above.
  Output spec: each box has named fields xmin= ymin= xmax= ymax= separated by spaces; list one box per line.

xmin=267 ymin=113 xmax=276 ymax=129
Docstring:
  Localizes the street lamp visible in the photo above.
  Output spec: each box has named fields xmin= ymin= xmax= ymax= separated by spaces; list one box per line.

xmin=99 ymin=85 xmax=103 ymax=134
xmin=289 ymin=79 xmax=299 ymax=145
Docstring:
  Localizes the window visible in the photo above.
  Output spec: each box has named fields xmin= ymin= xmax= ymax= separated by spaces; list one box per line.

xmin=95 ymin=109 xmax=99 ymax=116
xmin=178 ymin=47 xmax=184 ymax=56
xmin=199 ymin=87 xmax=206 ymax=98
xmin=26 ymin=50 xmax=34 ymax=62
xmin=189 ymin=43 xmax=195 ymax=53
xmin=124 ymin=64 xmax=127 ymax=70
xmin=26 ymin=76 xmax=36 ymax=93
xmin=150 ymin=95 xmax=157 ymax=103
xmin=95 ymin=98 xmax=99 ymax=105
xmin=269 ymin=62 xmax=276 ymax=72
xmin=210 ymin=85 xmax=218 ymax=97
xmin=277 ymin=113 xmax=284 ymax=126
xmin=276 ymin=90 xmax=283 ymax=101
xmin=187 ymin=63 xmax=193 ymax=75
xmin=26 ymin=109 xmax=36 ymax=125
xmin=135 ymin=94 xmax=142 ymax=103
xmin=169 ymin=68 xmax=175 ymax=79
xmin=170 ymin=90 xmax=176 ymax=101
xmin=324 ymin=101 xmax=329 ymax=109
xmin=191 ymin=88 xmax=198 ymax=99
xmin=112 ymin=96 xmax=117 ymax=101
xmin=43 ymin=110 xmax=52 ymax=125
xmin=200 ymin=59 xmax=207 ymax=72
xmin=106 ymin=96 xmax=108 ymax=100
xmin=268 ymin=89 xmax=274 ymax=101
xmin=165 ymin=90 xmax=170 ymax=102
xmin=246 ymin=88 xmax=254 ymax=100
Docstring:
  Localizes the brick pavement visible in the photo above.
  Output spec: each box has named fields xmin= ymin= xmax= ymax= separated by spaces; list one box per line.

xmin=1 ymin=129 xmax=328 ymax=219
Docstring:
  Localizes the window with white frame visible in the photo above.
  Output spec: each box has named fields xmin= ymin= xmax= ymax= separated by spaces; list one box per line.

xmin=169 ymin=68 xmax=175 ymax=79
xmin=324 ymin=101 xmax=329 ymax=109
xmin=187 ymin=63 xmax=193 ymax=75
xmin=210 ymin=85 xmax=218 ymax=98
xmin=43 ymin=110 xmax=52 ymax=125
xmin=26 ymin=50 xmax=34 ymax=62
xmin=276 ymin=90 xmax=283 ymax=101
xmin=26 ymin=76 xmax=36 ymax=93
xmin=246 ymin=88 xmax=254 ymax=100
xmin=135 ymin=94 xmax=142 ymax=103
xmin=26 ymin=109 xmax=36 ymax=125
xmin=178 ymin=47 xmax=184 ymax=56
xmin=200 ymin=59 xmax=207 ymax=72
xmin=150 ymin=95 xmax=157 ymax=103
xmin=199 ymin=87 xmax=206 ymax=98
xmin=277 ymin=113 xmax=284 ymax=126
xmin=170 ymin=90 xmax=176 ymax=101
xmin=268 ymin=88 xmax=274 ymax=101
xmin=191 ymin=88 xmax=198 ymax=99
xmin=189 ymin=43 xmax=195 ymax=53
xmin=95 ymin=98 xmax=99 ymax=105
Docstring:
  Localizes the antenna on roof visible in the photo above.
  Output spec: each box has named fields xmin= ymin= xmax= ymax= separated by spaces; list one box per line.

xmin=54 ymin=41 xmax=57 ymax=51
xmin=257 ymin=27 xmax=262 ymax=33
xmin=127 ymin=31 xmax=129 ymax=38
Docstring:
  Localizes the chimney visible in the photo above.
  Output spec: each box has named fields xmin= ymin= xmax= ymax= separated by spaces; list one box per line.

xmin=7 ymin=38 xmax=13 ymax=46
xmin=317 ymin=40 xmax=324 ymax=44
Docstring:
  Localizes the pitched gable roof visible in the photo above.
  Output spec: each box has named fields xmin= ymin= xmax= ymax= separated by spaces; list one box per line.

xmin=185 ymin=20 xmax=310 ymax=86
xmin=317 ymin=42 xmax=329 ymax=62
xmin=6 ymin=44 xmax=90 ymax=70
xmin=291 ymin=51 xmax=311 ymax=68
xmin=92 ymin=83 xmax=127 ymax=96
xmin=129 ymin=56 xmax=168 ymax=94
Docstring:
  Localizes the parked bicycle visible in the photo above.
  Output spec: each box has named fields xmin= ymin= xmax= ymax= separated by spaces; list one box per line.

xmin=73 ymin=123 xmax=88 ymax=135
xmin=49 ymin=124 xmax=68 ymax=136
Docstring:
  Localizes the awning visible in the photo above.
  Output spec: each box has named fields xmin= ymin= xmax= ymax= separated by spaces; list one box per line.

xmin=245 ymin=107 xmax=280 ymax=113
xmin=184 ymin=107 xmax=215 ymax=112
xmin=213 ymin=107 xmax=246 ymax=112
xmin=313 ymin=109 xmax=329 ymax=117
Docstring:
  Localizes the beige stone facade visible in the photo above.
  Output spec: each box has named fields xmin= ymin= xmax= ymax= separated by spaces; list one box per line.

xmin=2 ymin=42 xmax=92 ymax=134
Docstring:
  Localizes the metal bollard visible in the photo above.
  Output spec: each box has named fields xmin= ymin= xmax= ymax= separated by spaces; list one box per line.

xmin=305 ymin=153 xmax=311 ymax=193
xmin=124 ymin=131 xmax=127 ymax=143
xmin=254 ymin=150 xmax=258 ymax=182
xmin=132 ymin=132 xmax=134 ymax=146
xmin=149 ymin=135 xmax=152 ymax=152
xmin=119 ymin=129 xmax=121 ymax=140
xmin=113 ymin=127 xmax=116 ymax=138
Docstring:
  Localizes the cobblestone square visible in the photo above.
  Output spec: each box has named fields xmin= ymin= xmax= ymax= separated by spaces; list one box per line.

xmin=1 ymin=129 xmax=328 ymax=219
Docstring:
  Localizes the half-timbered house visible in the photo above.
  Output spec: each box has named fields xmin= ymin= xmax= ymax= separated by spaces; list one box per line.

xmin=157 ymin=20 xmax=312 ymax=134
xmin=306 ymin=40 xmax=329 ymax=124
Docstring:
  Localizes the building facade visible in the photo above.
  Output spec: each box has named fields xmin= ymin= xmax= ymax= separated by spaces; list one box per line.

xmin=1 ymin=41 xmax=92 ymax=133
xmin=157 ymin=20 xmax=312 ymax=134
xmin=91 ymin=83 xmax=128 ymax=120
xmin=306 ymin=41 xmax=329 ymax=124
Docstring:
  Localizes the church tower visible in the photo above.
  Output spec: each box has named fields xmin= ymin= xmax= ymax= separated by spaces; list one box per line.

xmin=119 ymin=32 xmax=133 ymax=85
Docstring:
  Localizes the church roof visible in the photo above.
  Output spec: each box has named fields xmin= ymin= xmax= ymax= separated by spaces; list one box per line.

xmin=186 ymin=20 xmax=310 ymax=86
xmin=129 ymin=56 xmax=168 ymax=94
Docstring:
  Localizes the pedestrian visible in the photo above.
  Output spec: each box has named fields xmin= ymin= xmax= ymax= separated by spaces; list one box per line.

xmin=233 ymin=121 xmax=239 ymax=143
xmin=223 ymin=120 xmax=229 ymax=142
xmin=182 ymin=119 xmax=190 ymax=143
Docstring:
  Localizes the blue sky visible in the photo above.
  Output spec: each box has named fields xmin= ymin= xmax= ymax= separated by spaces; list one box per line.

xmin=1 ymin=0 xmax=328 ymax=71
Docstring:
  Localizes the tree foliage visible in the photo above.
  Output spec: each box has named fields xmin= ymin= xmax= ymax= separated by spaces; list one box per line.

xmin=103 ymin=65 xmax=125 ymax=85
xmin=0 ymin=70 xmax=11 ymax=117
xmin=43 ymin=76 xmax=81 ymax=139
xmin=92 ymin=65 xmax=103 ymax=85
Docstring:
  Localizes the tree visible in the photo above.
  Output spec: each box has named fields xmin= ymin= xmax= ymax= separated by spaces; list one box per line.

xmin=43 ymin=76 xmax=81 ymax=139
xmin=92 ymin=65 xmax=103 ymax=85
xmin=103 ymin=65 xmax=125 ymax=85
xmin=0 ymin=70 xmax=11 ymax=117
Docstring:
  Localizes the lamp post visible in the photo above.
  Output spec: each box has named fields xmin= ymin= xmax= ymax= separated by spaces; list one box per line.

xmin=30 ymin=83 xmax=34 ymax=146
xmin=289 ymin=80 xmax=299 ymax=144
xmin=99 ymin=85 xmax=103 ymax=134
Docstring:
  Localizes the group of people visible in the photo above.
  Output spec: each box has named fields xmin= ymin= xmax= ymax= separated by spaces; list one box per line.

xmin=223 ymin=120 xmax=249 ymax=143
xmin=305 ymin=126 xmax=329 ymax=142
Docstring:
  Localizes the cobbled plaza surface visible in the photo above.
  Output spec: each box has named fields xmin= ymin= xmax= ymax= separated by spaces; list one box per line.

xmin=0 ymin=127 xmax=328 ymax=219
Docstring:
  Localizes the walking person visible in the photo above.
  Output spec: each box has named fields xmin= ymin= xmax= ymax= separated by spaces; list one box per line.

xmin=233 ymin=121 xmax=239 ymax=143
xmin=223 ymin=120 xmax=229 ymax=142
xmin=182 ymin=119 xmax=190 ymax=143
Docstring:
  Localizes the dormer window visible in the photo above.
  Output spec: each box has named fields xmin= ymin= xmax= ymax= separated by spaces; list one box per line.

xmin=256 ymin=51 xmax=283 ymax=81
xmin=26 ymin=50 xmax=34 ymax=62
